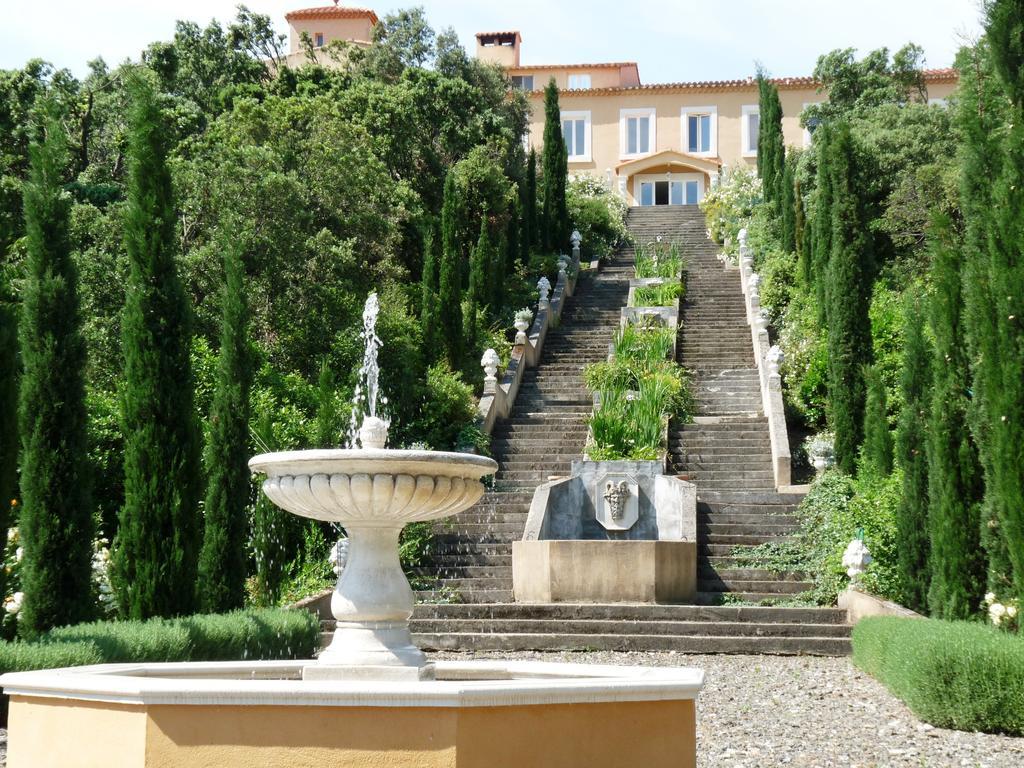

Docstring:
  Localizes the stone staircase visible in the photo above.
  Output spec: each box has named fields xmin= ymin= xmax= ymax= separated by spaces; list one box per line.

xmin=322 ymin=206 xmax=850 ymax=656
xmin=407 ymin=252 xmax=635 ymax=603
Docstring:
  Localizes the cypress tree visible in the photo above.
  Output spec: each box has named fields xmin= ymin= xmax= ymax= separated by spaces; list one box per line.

xmin=825 ymin=123 xmax=873 ymax=474
xmin=420 ymin=224 xmax=439 ymax=356
xmin=794 ymin=176 xmax=810 ymax=285
xmin=524 ymin=147 xmax=538 ymax=255
xmin=0 ymin=255 xmax=17 ymax=600
xmin=959 ymin=33 xmax=1016 ymax=597
xmin=113 ymin=78 xmax=203 ymax=620
xmin=895 ymin=287 xmax=931 ymax=612
xmin=251 ymin=410 xmax=286 ymax=606
xmin=861 ymin=363 xmax=893 ymax=476
xmin=17 ymin=108 xmax=94 ymax=635
xmin=980 ymin=0 xmax=1024 ymax=600
xmin=810 ymin=124 xmax=834 ymax=311
xmin=198 ymin=234 xmax=252 ymax=613
xmin=540 ymin=78 xmax=566 ymax=252
xmin=927 ymin=215 xmax=985 ymax=619
xmin=780 ymin=151 xmax=797 ymax=253
xmin=437 ymin=171 xmax=463 ymax=369
xmin=465 ymin=216 xmax=493 ymax=354
xmin=757 ymin=75 xmax=785 ymax=205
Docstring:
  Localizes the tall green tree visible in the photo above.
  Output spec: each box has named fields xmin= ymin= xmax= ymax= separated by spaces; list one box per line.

xmin=780 ymin=150 xmax=797 ymax=253
xmin=113 ymin=78 xmax=203 ymax=620
xmin=757 ymin=74 xmax=785 ymax=204
xmin=0 ymin=256 xmax=17 ymax=592
xmin=465 ymin=216 xmax=493 ymax=354
xmin=198 ymin=233 xmax=252 ymax=613
xmin=437 ymin=170 xmax=463 ymax=369
xmin=540 ymin=78 xmax=567 ymax=252
xmin=420 ymin=223 xmax=439 ymax=354
xmin=251 ymin=410 xmax=286 ymax=607
xmin=523 ymin=148 xmax=538 ymax=257
xmin=970 ymin=0 xmax=1024 ymax=601
xmin=825 ymin=123 xmax=873 ymax=474
xmin=17 ymin=108 xmax=94 ymax=635
xmin=895 ymin=287 xmax=931 ymax=612
xmin=860 ymin=363 xmax=893 ymax=476
xmin=810 ymin=124 xmax=834 ymax=309
xmin=927 ymin=216 xmax=985 ymax=620
xmin=794 ymin=175 xmax=810 ymax=285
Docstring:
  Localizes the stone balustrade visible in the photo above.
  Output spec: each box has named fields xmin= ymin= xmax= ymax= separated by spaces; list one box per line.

xmin=736 ymin=228 xmax=792 ymax=488
xmin=476 ymin=241 xmax=582 ymax=435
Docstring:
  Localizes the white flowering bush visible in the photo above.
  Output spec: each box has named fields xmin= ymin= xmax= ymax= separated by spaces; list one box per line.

xmin=566 ymin=175 xmax=629 ymax=260
xmin=700 ymin=165 xmax=762 ymax=251
xmin=984 ymin=591 xmax=1020 ymax=632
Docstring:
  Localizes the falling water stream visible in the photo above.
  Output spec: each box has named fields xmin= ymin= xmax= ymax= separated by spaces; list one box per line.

xmin=346 ymin=292 xmax=388 ymax=448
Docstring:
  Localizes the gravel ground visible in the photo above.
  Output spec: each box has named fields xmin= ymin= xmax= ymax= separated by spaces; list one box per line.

xmin=435 ymin=651 xmax=1024 ymax=768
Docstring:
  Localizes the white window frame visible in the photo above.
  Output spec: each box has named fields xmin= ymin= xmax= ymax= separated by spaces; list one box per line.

xmin=741 ymin=104 xmax=759 ymax=158
xmin=681 ymin=106 xmax=717 ymax=157
xmin=561 ymin=110 xmax=592 ymax=163
xmin=620 ymin=108 xmax=656 ymax=159
xmin=567 ymin=73 xmax=592 ymax=90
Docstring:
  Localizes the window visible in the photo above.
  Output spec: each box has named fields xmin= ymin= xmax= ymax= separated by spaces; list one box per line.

xmin=567 ymin=74 xmax=592 ymax=90
xmin=621 ymin=108 xmax=656 ymax=157
xmin=681 ymin=106 xmax=717 ymax=156
xmin=314 ymin=32 xmax=325 ymax=47
xmin=561 ymin=111 xmax=591 ymax=162
xmin=511 ymin=75 xmax=534 ymax=91
xmin=741 ymin=105 xmax=759 ymax=157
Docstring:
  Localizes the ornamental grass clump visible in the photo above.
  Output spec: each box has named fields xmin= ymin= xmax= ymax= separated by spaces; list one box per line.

xmin=584 ymin=325 xmax=693 ymax=461
xmin=635 ymin=242 xmax=684 ymax=279
xmin=632 ymin=281 xmax=683 ymax=307
xmin=852 ymin=616 xmax=1024 ymax=735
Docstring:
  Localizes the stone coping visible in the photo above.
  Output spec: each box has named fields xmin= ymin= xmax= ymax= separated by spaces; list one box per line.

xmin=0 ymin=660 xmax=704 ymax=709
xmin=249 ymin=449 xmax=498 ymax=479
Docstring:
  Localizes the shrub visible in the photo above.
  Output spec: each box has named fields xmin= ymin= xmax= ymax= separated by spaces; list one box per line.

xmin=852 ymin=616 xmax=1024 ymax=735
xmin=700 ymin=165 xmax=762 ymax=251
xmin=0 ymin=640 xmax=104 ymax=674
xmin=566 ymin=176 xmax=628 ymax=260
xmin=409 ymin=362 xmax=477 ymax=451
xmin=46 ymin=607 xmax=319 ymax=663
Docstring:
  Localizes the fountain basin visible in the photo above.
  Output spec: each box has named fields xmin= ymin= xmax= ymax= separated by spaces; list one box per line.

xmin=1 ymin=659 xmax=703 ymax=768
xmin=249 ymin=449 xmax=498 ymax=680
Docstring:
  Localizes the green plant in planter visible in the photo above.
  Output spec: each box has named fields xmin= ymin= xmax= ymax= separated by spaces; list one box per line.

xmin=635 ymin=242 xmax=684 ymax=279
xmin=632 ymin=281 xmax=683 ymax=307
xmin=612 ymin=325 xmax=676 ymax=364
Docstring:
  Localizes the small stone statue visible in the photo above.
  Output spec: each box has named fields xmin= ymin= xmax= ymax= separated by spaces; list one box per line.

xmin=603 ymin=481 xmax=629 ymax=521
xmin=842 ymin=539 xmax=872 ymax=583
xmin=537 ymin=276 xmax=552 ymax=306
xmin=570 ymin=230 xmax=582 ymax=249
xmin=766 ymin=345 xmax=785 ymax=377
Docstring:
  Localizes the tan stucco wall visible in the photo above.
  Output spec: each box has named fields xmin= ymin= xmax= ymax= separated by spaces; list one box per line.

xmin=511 ymin=67 xmax=630 ymax=91
xmin=288 ymin=17 xmax=375 ymax=52
xmin=528 ymin=80 xmax=960 ymax=204
xmin=7 ymin=697 xmax=147 ymax=768
xmin=8 ymin=696 xmax=697 ymax=768
xmin=513 ymin=540 xmax=697 ymax=603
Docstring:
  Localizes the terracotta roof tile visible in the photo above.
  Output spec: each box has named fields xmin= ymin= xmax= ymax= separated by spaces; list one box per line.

xmin=510 ymin=62 xmax=638 ymax=72
xmin=285 ymin=6 xmax=379 ymax=24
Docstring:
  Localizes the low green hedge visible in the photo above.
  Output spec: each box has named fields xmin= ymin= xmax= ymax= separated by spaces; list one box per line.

xmin=0 ymin=608 xmax=319 ymax=674
xmin=852 ymin=616 xmax=1024 ymax=735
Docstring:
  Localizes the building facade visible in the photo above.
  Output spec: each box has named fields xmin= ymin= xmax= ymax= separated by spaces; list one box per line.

xmin=281 ymin=6 xmax=959 ymax=208
xmin=477 ymin=31 xmax=958 ymax=207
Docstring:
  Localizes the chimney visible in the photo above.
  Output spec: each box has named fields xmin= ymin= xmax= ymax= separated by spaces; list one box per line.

xmin=475 ymin=31 xmax=522 ymax=68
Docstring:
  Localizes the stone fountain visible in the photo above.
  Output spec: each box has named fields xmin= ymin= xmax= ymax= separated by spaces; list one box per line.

xmin=0 ymin=292 xmax=704 ymax=768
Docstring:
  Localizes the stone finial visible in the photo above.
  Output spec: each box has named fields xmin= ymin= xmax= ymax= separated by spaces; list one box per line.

xmin=537 ymin=276 xmax=552 ymax=306
xmin=748 ymin=273 xmax=762 ymax=291
xmin=513 ymin=310 xmax=532 ymax=346
xmin=570 ymin=230 xmax=582 ymax=248
xmin=842 ymin=539 xmax=872 ymax=583
xmin=481 ymin=348 xmax=500 ymax=382
xmin=558 ymin=254 xmax=569 ymax=274
xmin=766 ymin=345 xmax=784 ymax=377
xmin=755 ymin=309 xmax=769 ymax=331
xmin=738 ymin=227 xmax=748 ymax=246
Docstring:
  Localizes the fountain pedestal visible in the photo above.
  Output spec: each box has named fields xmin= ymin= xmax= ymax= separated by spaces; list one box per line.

xmin=307 ymin=525 xmax=430 ymax=681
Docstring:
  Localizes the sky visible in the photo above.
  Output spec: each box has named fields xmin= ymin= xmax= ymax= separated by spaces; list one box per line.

xmin=0 ymin=1 xmax=985 ymax=82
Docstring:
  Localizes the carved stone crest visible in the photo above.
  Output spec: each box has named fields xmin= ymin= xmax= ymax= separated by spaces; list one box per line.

xmin=603 ymin=481 xmax=629 ymax=521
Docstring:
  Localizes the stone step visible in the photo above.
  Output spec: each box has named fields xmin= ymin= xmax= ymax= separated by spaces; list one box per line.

xmin=700 ymin=512 xmax=798 ymax=526
xmin=408 ymin=565 xmax=512 ymax=579
xmin=415 ymin=588 xmax=513 ymax=603
xmin=697 ymin=579 xmax=812 ymax=595
xmin=701 ymin=533 xmax=793 ymax=546
xmin=698 ymin=566 xmax=807 ymax=582
xmin=409 ymin=631 xmax=850 ymax=656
